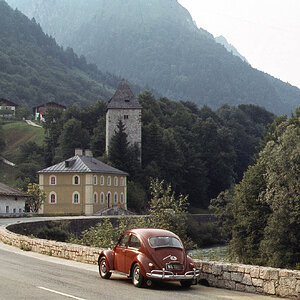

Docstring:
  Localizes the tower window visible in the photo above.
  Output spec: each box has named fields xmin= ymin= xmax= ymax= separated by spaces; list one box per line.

xmin=124 ymin=115 xmax=129 ymax=120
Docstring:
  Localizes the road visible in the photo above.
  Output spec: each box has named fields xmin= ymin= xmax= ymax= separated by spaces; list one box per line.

xmin=0 ymin=239 xmax=279 ymax=300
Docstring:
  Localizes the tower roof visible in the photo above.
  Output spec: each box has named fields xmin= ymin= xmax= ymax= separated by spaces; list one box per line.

xmin=107 ymin=79 xmax=142 ymax=109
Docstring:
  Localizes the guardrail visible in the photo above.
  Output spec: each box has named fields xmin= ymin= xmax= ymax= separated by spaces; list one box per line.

xmin=0 ymin=222 xmax=299 ymax=298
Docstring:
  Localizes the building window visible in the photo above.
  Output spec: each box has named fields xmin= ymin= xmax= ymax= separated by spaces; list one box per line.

xmin=93 ymin=175 xmax=97 ymax=185
xmin=114 ymin=193 xmax=118 ymax=204
xmin=73 ymin=192 xmax=80 ymax=204
xmin=49 ymin=192 xmax=56 ymax=204
xmin=13 ymin=208 xmax=16 ymax=213
xmin=94 ymin=192 xmax=98 ymax=204
xmin=120 ymin=177 xmax=124 ymax=186
xmin=100 ymin=192 xmax=105 ymax=204
xmin=73 ymin=175 xmax=80 ymax=185
xmin=107 ymin=176 xmax=111 ymax=186
xmin=19 ymin=208 xmax=22 ymax=213
xmin=50 ymin=175 xmax=56 ymax=185
xmin=114 ymin=176 xmax=118 ymax=186
xmin=120 ymin=193 xmax=124 ymax=204
xmin=6 ymin=206 xmax=9 ymax=213
xmin=124 ymin=115 xmax=129 ymax=120
xmin=100 ymin=176 xmax=104 ymax=186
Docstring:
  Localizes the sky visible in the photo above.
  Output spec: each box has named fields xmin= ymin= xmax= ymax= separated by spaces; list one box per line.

xmin=178 ymin=0 xmax=300 ymax=89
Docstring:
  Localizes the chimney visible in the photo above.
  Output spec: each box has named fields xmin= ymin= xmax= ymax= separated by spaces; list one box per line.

xmin=75 ymin=148 xmax=83 ymax=156
xmin=84 ymin=149 xmax=93 ymax=157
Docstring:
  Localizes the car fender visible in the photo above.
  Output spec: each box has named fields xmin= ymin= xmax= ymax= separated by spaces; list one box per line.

xmin=185 ymin=255 xmax=196 ymax=270
xmin=98 ymin=249 xmax=114 ymax=271
xmin=130 ymin=253 xmax=153 ymax=277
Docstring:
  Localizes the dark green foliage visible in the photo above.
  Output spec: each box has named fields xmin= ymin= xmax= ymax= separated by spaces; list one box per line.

xmin=8 ymin=0 xmax=300 ymax=115
xmin=108 ymin=119 xmax=130 ymax=169
xmin=34 ymin=223 xmax=70 ymax=242
xmin=186 ymin=218 xmax=225 ymax=248
xmin=15 ymin=105 xmax=31 ymax=120
xmin=213 ymin=107 xmax=300 ymax=269
xmin=139 ymin=92 xmax=274 ymax=208
xmin=127 ymin=181 xmax=147 ymax=212
xmin=0 ymin=125 xmax=5 ymax=153
xmin=57 ymin=118 xmax=90 ymax=159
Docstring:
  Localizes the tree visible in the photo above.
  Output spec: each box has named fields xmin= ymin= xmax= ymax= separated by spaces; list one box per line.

xmin=26 ymin=182 xmax=46 ymax=213
xmin=43 ymin=108 xmax=64 ymax=165
xmin=15 ymin=105 xmax=31 ymax=120
xmin=57 ymin=118 xmax=90 ymax=159
xmin=217 ymin=107 xmax=300 ymax=268
xmin=230 ymin=162 xmax=270 ymax=265
xmin=148 ymin=178 xmax=194 ymax=249
xmin=108 ymin=119 xmax=130 ymax=170
xmin=258 ymin=121 xmax=300 ymax=268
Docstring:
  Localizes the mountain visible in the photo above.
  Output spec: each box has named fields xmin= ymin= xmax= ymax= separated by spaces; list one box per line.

xmin=0 ymin=0 xmax=140 ymax=108
xmin=5 ymin=0 xmax=300 ymax=115
xmin=215 ymin=36 xmax=248 ymax=63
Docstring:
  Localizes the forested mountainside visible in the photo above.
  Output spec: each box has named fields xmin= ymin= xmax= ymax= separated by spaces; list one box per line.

xmin=0 ymin=0 xmax=142 ymax=108
xmin=6 ymin=0 xmax=300 ymax=115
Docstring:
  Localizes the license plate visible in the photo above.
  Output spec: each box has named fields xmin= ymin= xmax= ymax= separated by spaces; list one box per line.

xmin=166 ymin=263 xmax=183 ymax=271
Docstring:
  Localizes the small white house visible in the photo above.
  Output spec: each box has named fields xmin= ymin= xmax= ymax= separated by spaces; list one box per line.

xmin=0 ymin=183 xmax=28 ymax=216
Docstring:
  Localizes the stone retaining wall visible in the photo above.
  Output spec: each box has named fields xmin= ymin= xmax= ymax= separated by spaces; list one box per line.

xmin=195 ymin=261 xmax=300 ymax=298
xmin=0 ymin=226 xmax=103 ymax=265
xmin=1 ymin=225 xmax=299 ymax=298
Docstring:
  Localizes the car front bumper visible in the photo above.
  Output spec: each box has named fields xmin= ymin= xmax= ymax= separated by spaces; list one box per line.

xmin=146 ymin=268 xmax=200 ymax=281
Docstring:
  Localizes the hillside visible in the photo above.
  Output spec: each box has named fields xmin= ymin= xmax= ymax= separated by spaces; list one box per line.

xmin=6 ymin=0 xmax=300 ymax=115
xmin=2 ymin=121 xmax=44 ymax=160
xmin=0 ymin=0 xmax=141 ymax=108
xmin=0 ymin=120 xmax=44 ymax=186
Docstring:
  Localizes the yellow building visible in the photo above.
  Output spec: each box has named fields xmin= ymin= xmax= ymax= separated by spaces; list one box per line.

xmin=38 ymin=150 xmax=128 ymax=215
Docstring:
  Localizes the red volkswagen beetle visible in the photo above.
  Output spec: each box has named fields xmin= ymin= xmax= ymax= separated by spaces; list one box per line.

xmin=98 ymin=228 xmax=200 ymax=288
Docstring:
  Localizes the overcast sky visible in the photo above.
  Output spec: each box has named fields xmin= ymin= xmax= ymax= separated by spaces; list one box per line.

xmin=178 ymin=0 xmax=300 ymax=89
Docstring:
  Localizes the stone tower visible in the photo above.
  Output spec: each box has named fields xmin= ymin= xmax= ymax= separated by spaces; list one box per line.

xmin=105 ymin=79 xmax=142 ymax=160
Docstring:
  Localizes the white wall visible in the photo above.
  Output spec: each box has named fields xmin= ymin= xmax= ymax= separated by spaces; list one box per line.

xmin=0 ymin=196 xmax=25 ymax=214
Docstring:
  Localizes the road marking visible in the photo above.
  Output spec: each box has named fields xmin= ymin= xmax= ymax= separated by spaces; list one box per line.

xmin=38 ymin=286 xmax=87 ymax=300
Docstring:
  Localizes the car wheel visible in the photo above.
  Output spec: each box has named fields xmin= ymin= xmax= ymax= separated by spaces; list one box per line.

xmin=180 ymin=280 xmax=193 ymax=288
xmin=132 ymin=263 xmax=144 ymax=288
xmin=99 ymin=257 xmax=112 ymax=279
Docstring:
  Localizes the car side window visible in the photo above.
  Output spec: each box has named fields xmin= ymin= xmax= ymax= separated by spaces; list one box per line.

xmin=118 ymin=234 xmax=129 ymax=247
xmin=128 ymin=235 xmax=141 ymax=249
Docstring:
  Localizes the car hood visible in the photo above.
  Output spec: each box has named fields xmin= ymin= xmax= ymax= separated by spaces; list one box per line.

xmin=149 ymin=247 xmax=185 ymax=270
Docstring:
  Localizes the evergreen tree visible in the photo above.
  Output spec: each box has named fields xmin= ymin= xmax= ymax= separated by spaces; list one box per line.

xmin=108 ymin=119 xmax=130 ymax=171
xmin=57 ymin=118 xmax=90 ymax=159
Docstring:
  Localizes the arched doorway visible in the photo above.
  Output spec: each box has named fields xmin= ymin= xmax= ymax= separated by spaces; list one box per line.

xmin=107 ymin=192 xmax=111 ymax=208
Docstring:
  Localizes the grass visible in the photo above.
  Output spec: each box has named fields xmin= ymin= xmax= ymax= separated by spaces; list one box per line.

xmin=2 ymin=120 xmax=44 ymax=161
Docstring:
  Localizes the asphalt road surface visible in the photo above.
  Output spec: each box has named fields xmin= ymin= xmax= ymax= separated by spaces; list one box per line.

xmin=0 ymin=240 xmax=280 ymax=300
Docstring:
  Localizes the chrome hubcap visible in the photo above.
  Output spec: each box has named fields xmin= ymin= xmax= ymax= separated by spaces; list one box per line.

xmin=101 ymin=261 xmax=106 ymax=274
xmin=133 ymin=267 xmax=140 ymax=284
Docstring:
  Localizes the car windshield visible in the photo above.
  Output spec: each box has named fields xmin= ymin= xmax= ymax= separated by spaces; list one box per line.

xmin=149 ymin=236 xmax=183 ymax=249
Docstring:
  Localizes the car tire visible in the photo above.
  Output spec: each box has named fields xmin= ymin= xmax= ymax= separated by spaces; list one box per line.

xmin=132 ymin=263 xmax=144 ymax=288
xmin=99 ymin=257 xmax=112 ymax=279
xmin=180 ymin=280 xmax=193 ymax=288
